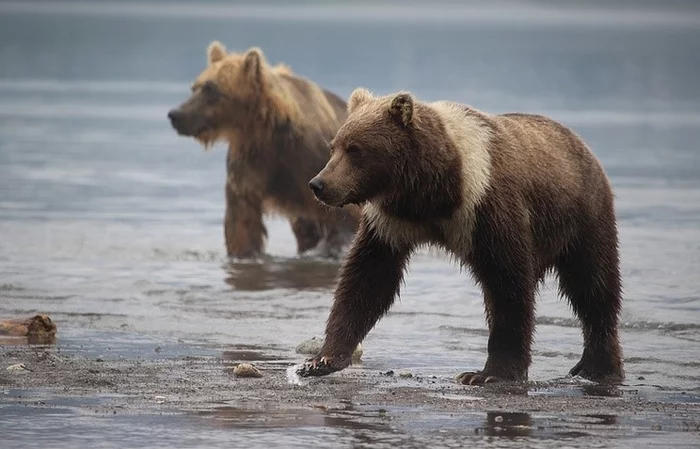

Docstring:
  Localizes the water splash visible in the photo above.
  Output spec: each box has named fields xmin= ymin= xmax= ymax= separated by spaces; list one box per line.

xmin=286 ymin=364 xmax=307 ymax=386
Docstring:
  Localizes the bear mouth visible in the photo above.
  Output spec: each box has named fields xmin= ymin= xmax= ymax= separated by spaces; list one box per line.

xmin=192 ymin=125 xmax=212 ymax=138
xmin=168 ymin=113 xmax=212 ymax=138
xmin=312 ymin=190 xmax=350 ymax=209
xmin=173 ymin=123 xmax=211 ymax=138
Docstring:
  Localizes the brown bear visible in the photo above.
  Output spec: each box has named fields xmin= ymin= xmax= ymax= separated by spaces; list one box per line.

xmin=168 ymin=42 xmax=359 ymax=258
xmin=298 ymin=88 xmax=625 ymax=384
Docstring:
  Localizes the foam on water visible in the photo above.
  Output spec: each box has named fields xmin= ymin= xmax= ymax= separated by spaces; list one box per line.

xmin=286 ymin=365 xmax=307 ymax=386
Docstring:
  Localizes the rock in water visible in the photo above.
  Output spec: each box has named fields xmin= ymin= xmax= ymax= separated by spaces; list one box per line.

xmin=232 ymin=363 xmax=263 ymax=378
xmin=0 ymin=314 xmax=57 ymax=345
xmin=294 ymin=337 xmax=323 ymax=355
xmin=352 ymin=343 xmax=363 ymax=362
xmin=295 ymin=337 xmax=363 ymax=362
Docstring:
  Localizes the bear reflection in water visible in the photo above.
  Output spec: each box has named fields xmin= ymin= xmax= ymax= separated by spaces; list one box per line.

xmin=221 ymin=258 xmax=341 ymax=292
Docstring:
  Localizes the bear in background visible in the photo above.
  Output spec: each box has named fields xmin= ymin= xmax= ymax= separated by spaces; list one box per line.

xmin=300 ymin=88 xmax=624 ymax=385
xmin=168 ymin=42 xmax=359 ymax=259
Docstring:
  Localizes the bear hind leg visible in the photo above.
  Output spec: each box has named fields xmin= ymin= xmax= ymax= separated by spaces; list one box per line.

xmin=556 ymin=227 xmax=624 ymax=383
xmin=458 ymin=265 xmax=537 ymax=385
xmin=224 ymin=186 xmax=267 ymax=259
xmin=289 ymin=217 xmax=322 ymax=255
xmin=306 ymin=211 xmax=358 ymax=260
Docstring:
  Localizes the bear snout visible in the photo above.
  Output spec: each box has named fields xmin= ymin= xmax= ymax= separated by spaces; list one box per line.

xmin=167 ymin=108 xmax=207 ymax=136
xmin=308 ymin=177 xmax=325 ymax=196
xmin=168 ymin=109 xmax=184 ymax=129
xmin=167 ymin=109 xmax=184 ymax=126
xmin=309 ymin=175 xmax=352 ymax=207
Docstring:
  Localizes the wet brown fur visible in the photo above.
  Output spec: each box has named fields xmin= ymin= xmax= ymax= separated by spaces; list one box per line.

xmin=168 ymin=42 xmax=359 ymax=258
xmin=303 ymin=89 xmax=624 ymax=384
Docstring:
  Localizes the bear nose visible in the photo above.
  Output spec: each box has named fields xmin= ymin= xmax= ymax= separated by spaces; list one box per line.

xmin=167 ymin=109 xmax=182 ymax=123
xmin=309 ymin=178 xmax=325 ymax=195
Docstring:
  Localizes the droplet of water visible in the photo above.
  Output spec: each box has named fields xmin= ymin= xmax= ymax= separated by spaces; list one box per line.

xmin=286 ymin=364 xmax=307 ymax=386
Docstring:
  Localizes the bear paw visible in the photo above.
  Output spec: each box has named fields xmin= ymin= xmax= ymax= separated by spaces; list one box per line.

xmin=455 ymin=371 xmax=504 ymax=385
xmin=296 ymin=355 xmax=350 ymax=377
xmin=568 ymin=358 xmax=624 ymax=384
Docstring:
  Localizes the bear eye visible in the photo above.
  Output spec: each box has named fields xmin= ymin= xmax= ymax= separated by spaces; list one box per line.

xmin=199 ymin=82 xmax=222 ymax=103
xmin=346 ymin=145 xmax=361 ymax=155
xmin=202 ymin=81 xmax=217 ymax=95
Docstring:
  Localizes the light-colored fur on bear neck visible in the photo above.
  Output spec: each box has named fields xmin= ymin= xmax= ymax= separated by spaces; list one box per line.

xmin=363 ymin=100 xmax=493 ymax=261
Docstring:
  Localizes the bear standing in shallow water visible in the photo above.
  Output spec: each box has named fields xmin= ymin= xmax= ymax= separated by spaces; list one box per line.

xmin=299 ymin=88 xmax=624 ymax=384
xmin=168 ymin=42 xmax=359 ymax=259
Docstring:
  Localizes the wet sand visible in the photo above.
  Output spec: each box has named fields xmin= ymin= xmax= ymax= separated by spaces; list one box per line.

xmin=2 ymin=341 xmax=699 ymax=448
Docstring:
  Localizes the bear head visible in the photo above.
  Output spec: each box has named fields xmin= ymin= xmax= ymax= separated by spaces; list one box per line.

xmin=167 ymin=41 xmax=291 ymax=148
xmin=309 ymin=88 xmax=460 ymax=214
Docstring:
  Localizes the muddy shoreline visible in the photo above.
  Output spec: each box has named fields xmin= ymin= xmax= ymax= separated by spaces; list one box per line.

xmin=2 ymin=343 xmax=699 ymax=448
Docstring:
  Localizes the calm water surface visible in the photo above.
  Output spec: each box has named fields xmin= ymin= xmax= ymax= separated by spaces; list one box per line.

xmin=0 ymin=1 xmax=699 ymax=447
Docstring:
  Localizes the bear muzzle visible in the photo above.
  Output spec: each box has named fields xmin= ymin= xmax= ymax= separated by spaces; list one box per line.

xmin=309 ymin=176 xmax=339 ymax=206
xmin=309 ymin=177 xmax=325 ymax=196
xmin=167 ymin=108 xmax=209 ymax=137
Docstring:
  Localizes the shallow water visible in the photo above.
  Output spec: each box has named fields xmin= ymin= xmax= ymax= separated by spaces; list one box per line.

xmin=1 ymin=1 xmax=699 ymax=447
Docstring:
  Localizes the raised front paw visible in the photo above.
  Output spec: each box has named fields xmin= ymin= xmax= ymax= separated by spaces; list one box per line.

xmin=296 ymin=355 xmax=350 ymax=378
xmin=455 ymin=371 xmax=504 ymax=385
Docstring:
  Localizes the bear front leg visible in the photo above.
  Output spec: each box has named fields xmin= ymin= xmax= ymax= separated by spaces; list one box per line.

xmin=297 ymin=219 xmax=411 ymax=377
xmin=224 ymin=183 xmax=267 ymax=259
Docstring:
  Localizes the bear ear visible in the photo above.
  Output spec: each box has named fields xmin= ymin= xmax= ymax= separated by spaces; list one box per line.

xmin=388 ymin=92 xmax=414 ymax=127
xmin=243 ymin=47 xmax=265 ymax=81
xmin=348 ymin=87 xmax=374 ymax=113
xmin=207 ymin=41 xmax=227 ymax=65
xmin=273 ymin=63 xmax=293 ymax=76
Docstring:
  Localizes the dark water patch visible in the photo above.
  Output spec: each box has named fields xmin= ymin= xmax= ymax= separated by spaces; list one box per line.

xmin=51 ymin=330 xmax=218 ymax=362
xmin=57 ymin=312 xmax=129 ymax=318
xmin=0 ymin=283 xmax=25 ymax=291
xmin=1 ymin=390 xmax=137 ymax=413
xmin=222 ymin=259 xmax=340 ymax=292
xmin=3 ymin=293 xmax=75 ymax=301
xmin=438 ymin=325 xmax=490 ymax=337
xmin=534 ymin=350 xmax=580 ymax=360
xmin=626 ymin=356 xmax=700 ymax=368
xmin=197 ymin=405 xmax=389 ymax=432
xmin=151 ymin=248 xmax=223 ymax=262
xmin=220 ymin=349 xmax=286 ymax=363
xmin=537 ymin=316 xmax=700 ymax=332
xmin=625 ymin=322 xmax=700 ymax=331
xmin=529 ymin=384 xmax=624 ymax=398
xmin=391 ymin=310 xmax=470 ymax=319
xmin=143 ymin=288 xmax=169 ymax=296
xmin=529 ymin=382 xmax=700 ymax=404
xmin=366 ymin=407 xmax=698 ymax=444
xmin=671 ymin=330 xmax=700 ymax=342
xmin=172 ymin=307 xmax=310 ymax=322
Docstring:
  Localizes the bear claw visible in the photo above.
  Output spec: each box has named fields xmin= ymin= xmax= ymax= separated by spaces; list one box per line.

xmin=455 ymin=371 xmax=502 ymax=385
xmin=568 ymin=359 xmax=624 ymax=384
xmin=296 ymin=356 xmax=345 ymax=377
